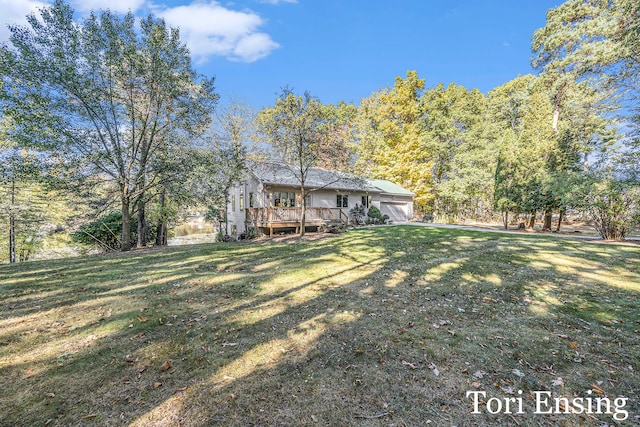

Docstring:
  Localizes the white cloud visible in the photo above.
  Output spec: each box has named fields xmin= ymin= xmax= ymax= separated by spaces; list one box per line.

xmin=158 ymin=1 xmax=279 ymax=63
xmin=232 ymin=32 xmax=278 ymax=62
xmin=0 ymin=0 xmax=48 ymax=43
xmin=70 ymin=0 xmax=146 ymax=14
xmin=0 ymin=0 xmax=279 ymax=63
xmin=0 ymin=0 xmax=146 ymax=44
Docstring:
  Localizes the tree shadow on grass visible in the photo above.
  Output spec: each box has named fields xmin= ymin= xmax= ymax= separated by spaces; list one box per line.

xmin=1 ymin=226 xmax=638 ymax=426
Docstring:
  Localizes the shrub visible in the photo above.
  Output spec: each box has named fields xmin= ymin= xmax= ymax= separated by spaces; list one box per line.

xmin=381 ymin=214 xmax=390 ymax=224
xmin=72 ymin=211 xmax=130 ymax=250
xmin=585 ymin=180 xmax=639 ymax=240
xmin=244 ymin=227 xmax=258 ymax=240
xmin=348 ymin=203 xmax=366 ymax=225
xmin=72 ymin=211 xmax=157 ymax=250
xmin=216 ymin=232 xmax=233 ymax=242
xmin=319 ymin=222 xmax=347 ymax=234
xmin=367 ymin=206 xmax=382 ymax=220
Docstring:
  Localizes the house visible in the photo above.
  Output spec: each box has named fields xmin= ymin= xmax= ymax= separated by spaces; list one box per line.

xmin=226 ymin=162 xmax=415 ymax=236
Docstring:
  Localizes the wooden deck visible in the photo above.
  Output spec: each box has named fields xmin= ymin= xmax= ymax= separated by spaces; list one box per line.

xmin=246 ymin=207 xmax=348 ymax=234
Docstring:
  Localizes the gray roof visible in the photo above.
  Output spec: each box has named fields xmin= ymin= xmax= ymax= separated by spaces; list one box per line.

xmin=250 ymin=162 xmax=376 ymax=192
xmin=249 ymin=162 xmax=414 ymax=197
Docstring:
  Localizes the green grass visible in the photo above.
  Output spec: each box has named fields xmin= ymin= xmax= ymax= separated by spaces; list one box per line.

xmin=0 ymin=226 xmax=638 ymax=426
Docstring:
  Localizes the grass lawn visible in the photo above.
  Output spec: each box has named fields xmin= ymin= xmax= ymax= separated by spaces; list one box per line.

xmin=1 ymin=226 xmax=639 ymax=426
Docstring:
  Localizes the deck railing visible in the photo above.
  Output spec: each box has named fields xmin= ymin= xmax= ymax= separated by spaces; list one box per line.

xmin=246 ymin=207 xmax=348 ymax=225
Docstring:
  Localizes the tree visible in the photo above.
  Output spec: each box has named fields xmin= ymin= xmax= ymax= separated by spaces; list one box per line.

xmin=181 ymin=98 xmax=251 ymax=238
xmin=0 ymin=115 xmax=73 ymax=262
xmin=532 ymin=0 xmax=620 ymax=133
xmin=419 ymin=83 xmax=489 ymax=221
xmin=356 ymin=72 xmax=496 ymax=221
xmin=315 ymin=101 xmax=358 ymax=171
xmin=257 ymin=89 xmax=354 ymax=236
xmin=0 ymin=144 xmax=45 ymax=263
xmin=532 ymin=0 xmax=639 ymax=108
xmin=0 ymin=1 xmax=217 ymax=251
xmin=579 ymin=177 xmax=640 ymax=240
xmin=355 ymin=71 xmax=428 ymax=210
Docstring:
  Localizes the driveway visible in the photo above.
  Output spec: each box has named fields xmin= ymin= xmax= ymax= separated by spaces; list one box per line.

xmin=393 ymin=221 xmax=640 ymax=243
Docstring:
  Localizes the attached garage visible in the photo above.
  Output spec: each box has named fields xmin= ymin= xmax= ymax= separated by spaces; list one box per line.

xmin=380 ymin=201 xmax=409 ymax=222
xmin=368 ymin=179 xmax=415 ymax=222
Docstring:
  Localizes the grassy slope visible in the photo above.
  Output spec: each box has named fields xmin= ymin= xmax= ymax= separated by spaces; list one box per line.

xmin=0 ymin=226 xmax=638 ymax=426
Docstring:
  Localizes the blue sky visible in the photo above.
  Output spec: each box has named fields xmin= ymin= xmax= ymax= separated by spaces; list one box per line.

xmin=1 ymin=0 xmax=563 ymax=109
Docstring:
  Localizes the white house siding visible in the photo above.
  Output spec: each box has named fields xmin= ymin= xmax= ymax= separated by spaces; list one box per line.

xmin=223 ymin=177 xmax=260 ymax=236
xmin=226 ymin=184 xmax=247 ymax=235
xmin=225 ymin=169 xmax=415 ymax=234
xmin=379 ymin=194 xmax=414 ymax=222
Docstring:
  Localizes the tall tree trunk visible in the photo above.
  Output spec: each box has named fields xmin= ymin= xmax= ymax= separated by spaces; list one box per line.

xmin=552 ymin=84 xmax=564 ymax=135
xmin=9 ymin=180 xmax=16 ymax=263
xmin=155 ymin=188 xmax=167 ymax=246
xmin=543 ymin=210 xmax=552 ymax=231
xmin=162 ymin=222 xmax=167 ymax=245
xmin=555 ymin=208 xmax=564 ymax=233
xmin=299 ymin=185 xmax=306 ymax=237
xmin=502 ymin=210 xmax=508 ymax=230
xmin=528 ymin=211 xmax=536 ymax=229
xmin=552 ymin=107 xmax=560 ymax=134
xmin=121 ymin=191 xmax=131 ymax=251
xmin=137 ymin=197 xmax=147 ymax=248
xmin=223 ymin=194 xmax=230 ymax=236
xmin=433 ymin=196 xmax=439 ymax=222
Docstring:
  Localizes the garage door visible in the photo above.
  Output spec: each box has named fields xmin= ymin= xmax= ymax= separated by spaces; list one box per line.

xmin=380 ymin=202 xmax=407 ymax=222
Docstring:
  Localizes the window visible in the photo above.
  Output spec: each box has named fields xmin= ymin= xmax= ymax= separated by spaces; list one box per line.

xmin=231 ymin=225 xmax=237 ymax=235
xmin=231 ymin=194 xmax=236 ymax=212
xmin=288 ymin=192 xmax=295 ymax=207
xmin=273 ymin=192 xmax=281 ymax=207
xmin=249 ymin=192 xmax=254 ymax=208
xmin=297 ymin=193 xmax=311 ymax=207
xmin=336 ymin=194 xmax=348 ymax=208
xmin=240 ymin=192 xmax=244 ymax=210
xmin=362 ymin=195 xmax=370 ymax=208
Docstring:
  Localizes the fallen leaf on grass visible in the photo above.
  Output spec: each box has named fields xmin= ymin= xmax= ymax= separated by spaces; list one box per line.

xmin=161 ymin=360 xmax=172 ymax=371
xmin=174 ymin=386 xmax=188 ymax=395
xmin=137 ymin=316 xmax=149 ymax=323
xmin=153 ymin=382 xmax=162 ymax=388
xmin=429 ymin=363 xmax=440 ymax=377
xmin=473 ymin=370 xmax=486 ymax=379
xmin=137 ymin=365 xmax=146 ymax=378
xmin=569 ymin=341 xmax=578 ymax=349
xmin=512 ymin=369 xmax=524 ymax=378
xmin=551 ymin=377 xmax=564 ymax=386
xmin=501 ymin=385 xmax=515 ymax=394
xmin=401 ymin=360 xmax=417 ymax=369
xmin=591 ymin=384 xmax=605 ymax=395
